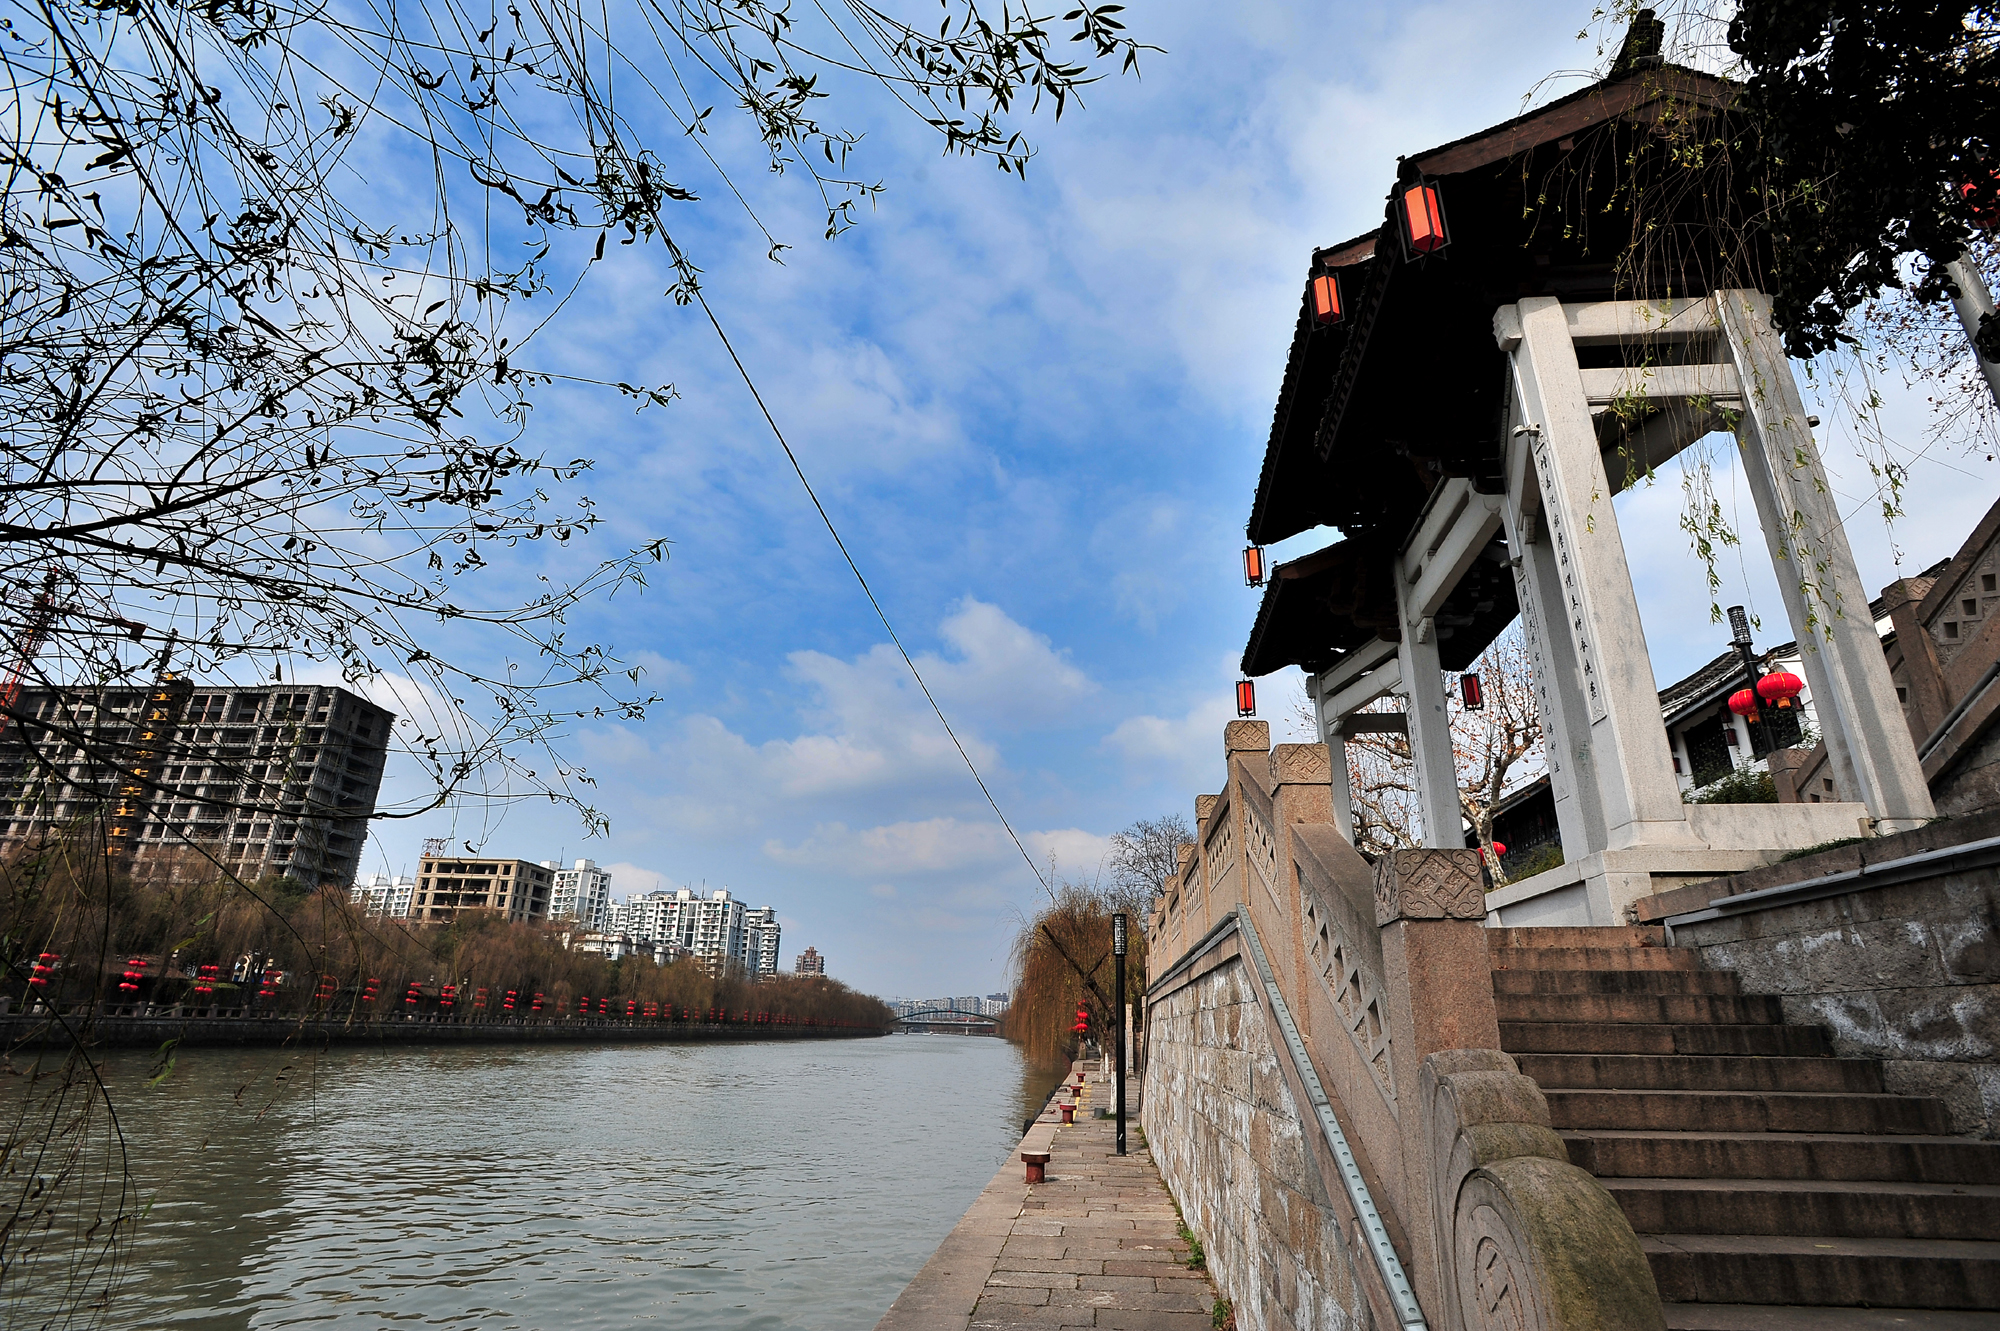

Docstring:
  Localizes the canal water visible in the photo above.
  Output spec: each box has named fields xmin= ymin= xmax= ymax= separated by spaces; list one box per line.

xmin=9 ymin=1034 xmax=1066 ymax=1330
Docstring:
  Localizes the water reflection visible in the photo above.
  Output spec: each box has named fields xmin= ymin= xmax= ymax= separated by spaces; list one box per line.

xmin=7 ymin=1034 xmax=1041 ymax=1330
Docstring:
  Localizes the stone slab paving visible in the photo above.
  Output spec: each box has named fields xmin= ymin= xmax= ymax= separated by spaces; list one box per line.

xmin=876 ymin=1067 xmax=1220 ymax=1331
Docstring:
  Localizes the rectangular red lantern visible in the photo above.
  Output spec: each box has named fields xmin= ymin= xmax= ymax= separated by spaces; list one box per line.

xmin=1310 ymin=273 xmax=1342 ymax=324
xmin=1236 ymin=680 xmax=1257 ymax=717
xmin=1460 ymin=673 xmax=1483 ymax=710
xmin=1243 ymin=545 xmax=1266 ymax=586
xmin=1401 ymin=181 xmax=1448 ymax=257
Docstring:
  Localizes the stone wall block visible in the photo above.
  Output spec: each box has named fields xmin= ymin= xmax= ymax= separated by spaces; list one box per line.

xmin=1939 ymin=908 xmax=2000 ymax=982
xmin=1882 ymin=1058 xmax=2000 ymax=1138
xmin=1784 ymin=991 xmax=1889 ymax=1057
xmin=1373 ymin=848 xmax=1486 ymax=925
xmin=1226 ymin=719 xmax=1272 ymax=756
xmin=1872 ymin=983 xmax=2000 ymax=1061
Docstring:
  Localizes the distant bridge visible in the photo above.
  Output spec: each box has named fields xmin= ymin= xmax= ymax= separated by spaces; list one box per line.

xmin=892 ymin=1006 xmax=1001 ymax=1036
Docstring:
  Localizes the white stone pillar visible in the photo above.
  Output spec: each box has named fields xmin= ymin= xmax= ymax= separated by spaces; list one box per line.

xmin=1309 ymin=670 xmax=1357 ymax=843
xmin=1503 ymin=297 xmax=1695 ymax=854
xmin=1394 ymin=592 xmax=1463 ymax=849
xmin=1501 ymin=440 xmax=1610 ymax=863
xmin=1716 ymin=289 xmax=1935 ymax=828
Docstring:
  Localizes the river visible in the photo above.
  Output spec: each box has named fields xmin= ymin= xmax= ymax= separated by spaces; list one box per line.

xmin=5 ymin=1033 xmax=1066 ymax=1330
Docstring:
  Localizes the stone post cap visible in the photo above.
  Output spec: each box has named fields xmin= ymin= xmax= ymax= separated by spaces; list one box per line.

xmin=1373 ymin=848 xmax=1487 ymax=926
xmin=1269 ymin=743 xmax=1333 ymax=787
xmin=1175 ymin=841 xmax=1196 ymax=872
xmin=1194 ymin=794 xmax=1219 ymax=827
xmin=1224 ymin=719 xmax=1270 ymax=757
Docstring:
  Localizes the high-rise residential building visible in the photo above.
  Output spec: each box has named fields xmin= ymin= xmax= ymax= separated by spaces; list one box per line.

xmin=0 ymin=682 xmax=393 ymax=885
xmin=544 ymin=858 xmax=612 ymax=931
xmin=413 ymin=855 xmax=553 ymax=925
xmin=743 ymin=906 xmax=780 ymax=977
xmin=795 ymin=946 xmax=826 ymax=976
xmin=608 ymin=887 xmax=778 ymax=975
xmin=352 ymin=873 xmax=416 ymax=919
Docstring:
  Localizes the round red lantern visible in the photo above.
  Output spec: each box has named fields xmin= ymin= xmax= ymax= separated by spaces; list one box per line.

xmin=1728 ymin=688 xmax=1760 ymax=718
xmin=1490 ymin=842 xmax=1507 ymax=858
xmin=1757 ymin=671 xmax=1804 ymax=709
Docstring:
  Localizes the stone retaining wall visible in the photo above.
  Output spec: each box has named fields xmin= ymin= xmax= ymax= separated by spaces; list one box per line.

xmin=1142 ymin=954 xmax=1369 ymax=1331
xmin=1672 ymin=869 xmax=2000 ymax=1137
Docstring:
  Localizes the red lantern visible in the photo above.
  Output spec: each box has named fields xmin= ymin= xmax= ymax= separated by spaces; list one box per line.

xmin=1963 ymin=171 xmax=2000 ymax=228
xmin=578 ymin=994 xmax=590 ymax=1014
xmin=119 ymin=958 xmax=145 ymax=994
xmin=1400 ymin=180 xmax=1448 ymax=258
xmin=316 ymin=974 xmax=339 ymax=1001
xmin=361 ymin=977 xmax=380 ymax=1004
xmin=1727 ymin=688 xmax=1760 ymax=719
xmin=532 ymin=993 xmax=544 ymax=1012
xmin=28 ymin=952 xmax=57 ymax=989
xmin=1490 ymin=841 xmax=1507 ymax=858
xmin=1310 ymin=272 xmax=1342 ymax=325
xmin=1757 ymin=671 xmax=1804 ymax=710
xmin=1460 ymin=673 xmax=1484 ymax=710
xmin=1236 ymin=679 xmax=1257 ymax=717
xmin=1243 ymin=545 xmax=1266 ymax=587
xmin=1071 ymin=1007 xmax=1090 ymax=1034
xmin=474 ymin=987 xmax=488 ymax=1009
xmin=259 ymin=969 xmax=282 ymax=999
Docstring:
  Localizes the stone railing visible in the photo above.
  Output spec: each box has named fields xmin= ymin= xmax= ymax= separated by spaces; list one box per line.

xmin=1145 ymin=721 xmax=1663 ymax=1331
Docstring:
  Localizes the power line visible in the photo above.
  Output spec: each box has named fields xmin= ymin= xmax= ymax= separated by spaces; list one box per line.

xmin=689 ymin=291 xmax=1054 ymax=900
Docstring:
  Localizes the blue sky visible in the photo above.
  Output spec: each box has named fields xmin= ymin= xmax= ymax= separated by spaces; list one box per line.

xmin=357 ymin=2 xmax=2000 ymax=998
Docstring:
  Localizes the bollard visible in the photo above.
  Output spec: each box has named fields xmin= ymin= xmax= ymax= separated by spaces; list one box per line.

xmin=1021 ymin=1151 xmax=1050 ymax=1184
xmin=1059 ymin=1101 xmax=1075 ymax=1124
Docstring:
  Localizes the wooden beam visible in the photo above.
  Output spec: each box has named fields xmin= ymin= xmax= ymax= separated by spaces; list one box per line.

xmin=1323 ymin=659 xmax=1402 ymax=722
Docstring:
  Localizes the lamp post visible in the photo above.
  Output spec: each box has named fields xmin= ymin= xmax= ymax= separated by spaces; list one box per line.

xmin=1726 ymin=606 xmax=1776 ymax=757
xmin=1112 ymin=912 xmax=1128 ymax=1157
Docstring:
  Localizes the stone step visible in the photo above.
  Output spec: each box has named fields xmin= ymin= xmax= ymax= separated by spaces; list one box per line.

xmin=1501 ymin=1021 xmax=1833 ymax=1057
xmin=1640 ymin=1233 xmax=2000 ymax=1309
xmin=1496 ymin=992 xmax=1785 ymax=1026
xmin=1664 ymin=1305 xmax=2000 ymax=1330
xmin=1490 ymin=945 xmax=1698 ymax=972
xmin=1562 ymin=1130 xmax=2000 ymax=1183
xmin=1486 ymin=925 xmax=1669 ymax=949
xmin=1607 ymin=1177 xmax=2000 ymax=1241
xmin=1493 ymin=967 xmax=1743 ymax=996
xmin=1518 ymin=1053 xmax=1883 ymax=1094
xmin=1546 ymin=1089 xmax=1951 ymax=1135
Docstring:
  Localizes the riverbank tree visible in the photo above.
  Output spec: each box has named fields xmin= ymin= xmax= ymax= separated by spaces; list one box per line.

xmin=1004 ymin=877 xmax=1145 ymax=1066
xmin=0 ymin=845 xmax=891 ymax=1027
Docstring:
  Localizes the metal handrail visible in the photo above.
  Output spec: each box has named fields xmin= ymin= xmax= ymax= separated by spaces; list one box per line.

xmin=1235 ymin=907 xmax=1427 ymax=1331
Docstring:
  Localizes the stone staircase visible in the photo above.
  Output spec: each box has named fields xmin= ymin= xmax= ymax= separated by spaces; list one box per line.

xmin=1490 ymin=925 xmax=2000 ymax=1330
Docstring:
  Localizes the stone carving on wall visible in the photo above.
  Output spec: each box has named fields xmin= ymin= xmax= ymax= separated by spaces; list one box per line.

xmin=1374 ymin=848 xmax=1486 ymax=926
xmin=1301 ymin=887 xmax=1395 ymax=1108
xmin=1270 ymin=742 xmax=1333 ymax=786
xmin=1205 ymin=809 xmax=1236 ymax=901
xmin=1421 ymin=1050 xmax=1665 ymax=1331
xmin=1245 ymin=798 xmax=1281 ymax=911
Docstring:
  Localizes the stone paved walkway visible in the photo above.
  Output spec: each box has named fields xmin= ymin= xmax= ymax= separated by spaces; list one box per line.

xmin=875 ymin=1067 xmax=1219 ymax=1331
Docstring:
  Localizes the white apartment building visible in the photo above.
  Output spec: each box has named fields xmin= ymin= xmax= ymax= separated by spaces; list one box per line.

xmin=544 ymin=858 xmax=613 ymax=932
xmin=610 ymin=887 xmax=779 ymax=975
xmin=743 ymin=906 xmax=780 ymax=977
xmin=351 ymin=873 xmax=415 ymax=919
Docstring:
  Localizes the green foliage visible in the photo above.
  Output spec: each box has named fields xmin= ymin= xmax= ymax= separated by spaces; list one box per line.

xmin=1685 ymin=766 xmax=1778 ymax=804
xmin=1501 ymin=844 xmax=1566 ymax=886
xmin=1211 ymin=1297 xmax=1235 ymax=1330
xmin=1730 ymin=1 xmax=2000 ymax=359
xmin=1779 ymin=835 xmax=1869 ymax=862
xmin=1178 ymin=1219 xmax=1207 ymax=1271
